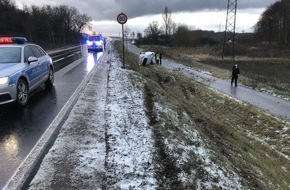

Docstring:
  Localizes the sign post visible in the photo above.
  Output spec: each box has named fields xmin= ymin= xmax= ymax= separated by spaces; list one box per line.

xmin=117 ymin=12 xmax=127 ymax=68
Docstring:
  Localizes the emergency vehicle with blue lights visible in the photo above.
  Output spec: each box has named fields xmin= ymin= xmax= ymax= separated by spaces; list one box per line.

xmin=86 ymin=33 xmax=106 ymax=52
xmin=0 ymin=37 xmax=54 ymax=106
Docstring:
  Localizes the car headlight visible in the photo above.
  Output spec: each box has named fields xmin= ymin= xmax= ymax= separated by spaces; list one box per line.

xmin=96 ymin=41 xmax=103 ymax=46
xmin=86 ymin=40 xmax=93 ymax=46
xmin=0 ymin=76 xmax=9 ymax=85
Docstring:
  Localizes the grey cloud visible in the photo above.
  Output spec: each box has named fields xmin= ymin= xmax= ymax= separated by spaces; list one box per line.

xmin=22 ymin=0 xmax=277 ymax=21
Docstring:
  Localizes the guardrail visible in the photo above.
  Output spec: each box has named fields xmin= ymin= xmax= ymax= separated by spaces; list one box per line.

xmin=48 ymin=45 xmax=87 ymax=72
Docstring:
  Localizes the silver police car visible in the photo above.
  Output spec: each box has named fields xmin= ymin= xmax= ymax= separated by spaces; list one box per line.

xmin=0 ymin=37 xmax=54 ymax=106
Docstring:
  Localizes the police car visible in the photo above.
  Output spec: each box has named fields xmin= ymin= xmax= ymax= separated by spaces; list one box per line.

xmin=0 ymin=37 xmax=54 ymax=106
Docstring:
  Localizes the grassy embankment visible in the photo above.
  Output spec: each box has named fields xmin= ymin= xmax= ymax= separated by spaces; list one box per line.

xmin=144 ymin=46 xmax=290 ymax=100
xmin=114 ymin=41 xmax=290 ymax=189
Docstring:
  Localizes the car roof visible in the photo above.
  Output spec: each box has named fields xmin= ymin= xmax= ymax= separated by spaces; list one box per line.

xmin=0 ymin=44 xmax=24 ymax=47
xmin=0 ymin=43 xmax=39 ymax=49
xmin=0 ymin=42 xmax=40 ymax=46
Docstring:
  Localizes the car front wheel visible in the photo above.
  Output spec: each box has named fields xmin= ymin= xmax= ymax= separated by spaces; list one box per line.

xmin=16 ymin=79 xmax=29 ymax=106
xmin=45 ymin=67 xmax=54 ymax=88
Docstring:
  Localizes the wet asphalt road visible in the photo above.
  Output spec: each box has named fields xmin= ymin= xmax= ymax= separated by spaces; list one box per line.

xmin=0 ymin=52 xmax=101 ymax=189
xmin=128 ymin=44 xmax=290 ymax=122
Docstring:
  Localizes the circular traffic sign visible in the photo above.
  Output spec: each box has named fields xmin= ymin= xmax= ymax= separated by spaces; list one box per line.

xmin=117 ymin=12 xmax=127 ymax=24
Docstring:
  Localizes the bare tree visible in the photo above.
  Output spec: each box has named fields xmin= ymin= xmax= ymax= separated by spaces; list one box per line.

xmin=124 ymin=25 xmax=131 ymax=38
xmin=170 ymin=21 xmax=177 ymax=36
xmin=0 ymin=0 xmax=91 ymax=46
xmin=124 ymin=25 xmax=131 ymax=49
xmin=131 ymin=31 xmax=135 ymax=39
xmin=162 ymin=6 xmax=172 ymax=45
xmin=144 ymin=21 xmax=161 ymax=44
xmin=72 ymin=13 xmax=91 ymax=33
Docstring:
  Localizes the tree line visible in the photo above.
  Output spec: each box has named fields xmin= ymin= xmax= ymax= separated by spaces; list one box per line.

xmin=255 ymin=0 xmax=290 ymax=46
xmin=137 ymin=7 xmax=220 ymax=48
xmin=2 ymin=0 xmax=288 ymax=49
xmin=139 ymin=1 xmax=290 ymax=48
xmin=0 ymin=0 xmax=90 ymax=48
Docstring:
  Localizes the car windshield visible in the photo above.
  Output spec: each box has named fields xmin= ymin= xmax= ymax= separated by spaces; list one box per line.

xmin=88 ymin=36 xmax=101 ymax=41
xmin=0 ymin=47 xmax=21 ymax=63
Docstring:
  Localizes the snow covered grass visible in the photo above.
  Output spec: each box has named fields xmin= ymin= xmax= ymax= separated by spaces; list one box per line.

xmin=118 ymin=41 xmax=290 ymax=189
xmin=28 ymin=43 xmax=157 ymax=189
xmin=28 ymin=40 xmax=290 ymax=190
xmin=104 ymin=54 xmax=157 ymax=189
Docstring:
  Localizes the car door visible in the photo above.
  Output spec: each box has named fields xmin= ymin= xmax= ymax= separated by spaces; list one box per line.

xmin=24 ymin=45 xmax=40 ymax=90
xmin=30 ymin=45 xmax=49 ymax=85
xmin=24 ymin=45 xmax=45 ymax=90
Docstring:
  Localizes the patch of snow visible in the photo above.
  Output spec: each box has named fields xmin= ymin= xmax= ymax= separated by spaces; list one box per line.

xmin=259 ymin=88 xmax=290 ymax=101
xmin=200 ymin=70 xmax=213 ymax=76
xmin=104 ymin=56 xmax=157 ymax=189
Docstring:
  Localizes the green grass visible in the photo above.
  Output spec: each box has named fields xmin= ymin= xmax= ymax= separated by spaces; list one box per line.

xmin=114 ymin=41 xmax=290 ymax=189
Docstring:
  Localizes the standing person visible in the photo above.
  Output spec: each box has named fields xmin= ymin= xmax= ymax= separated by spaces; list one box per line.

xmin=155 ymin=52 xmax=160 ymax=64
xmin=159 ymin=52 xmax=162 ymax=65
xmin=231 ymin=64 xmax=240 ymax=87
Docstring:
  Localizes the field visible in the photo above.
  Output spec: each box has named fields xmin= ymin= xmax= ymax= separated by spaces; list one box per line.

xmin=115 ymin=41 xmax=290 ymax=189
xmin=144 ymin=46 xmax=290 ymax=100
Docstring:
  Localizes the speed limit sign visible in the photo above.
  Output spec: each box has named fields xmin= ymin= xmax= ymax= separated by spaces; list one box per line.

xmin=117 ymin=12 xmax=127 ymax=68
xmin=117 ymin=12 xmax=127 ymax=24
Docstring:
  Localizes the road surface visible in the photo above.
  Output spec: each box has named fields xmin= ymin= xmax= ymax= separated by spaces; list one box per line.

xmin=0 ymin=52 xmax=101 ymax=189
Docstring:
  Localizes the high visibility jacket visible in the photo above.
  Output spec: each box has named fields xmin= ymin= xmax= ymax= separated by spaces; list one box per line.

xmin=156 ymin=53 xmax=160 ymax=60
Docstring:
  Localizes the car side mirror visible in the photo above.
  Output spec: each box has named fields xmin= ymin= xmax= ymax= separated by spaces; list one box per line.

xmin=28 ymin=56 xmax=38 ymax=64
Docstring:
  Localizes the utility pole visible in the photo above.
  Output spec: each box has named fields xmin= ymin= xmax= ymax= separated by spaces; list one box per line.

xmin=285 ymin=0 xmax=288 ymax=46
xmin=222 ymin=0 xmax=238 ymax=59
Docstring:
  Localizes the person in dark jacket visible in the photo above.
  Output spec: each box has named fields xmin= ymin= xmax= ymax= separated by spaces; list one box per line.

xmin=231 ymin=64 xmax=240 ymax=87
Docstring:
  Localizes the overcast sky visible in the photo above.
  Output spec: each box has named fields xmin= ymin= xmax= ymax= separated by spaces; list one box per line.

xmin=15 ymin=0 xmax=277 ymax=36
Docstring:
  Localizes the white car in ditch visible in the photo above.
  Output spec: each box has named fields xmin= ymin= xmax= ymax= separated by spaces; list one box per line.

xmin=139 ymin=51 xmax=155 ymax=65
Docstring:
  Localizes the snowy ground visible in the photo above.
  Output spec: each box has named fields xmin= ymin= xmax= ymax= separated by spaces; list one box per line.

xmin=28 ymin=42 xmax=157 ymax=189
xmin=25 ymin=41 xmax=267 ymax=189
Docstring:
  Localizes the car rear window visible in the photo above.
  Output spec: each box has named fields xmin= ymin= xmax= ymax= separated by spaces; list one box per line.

xmin=0 ymin=47 xmax=21 ymax=63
